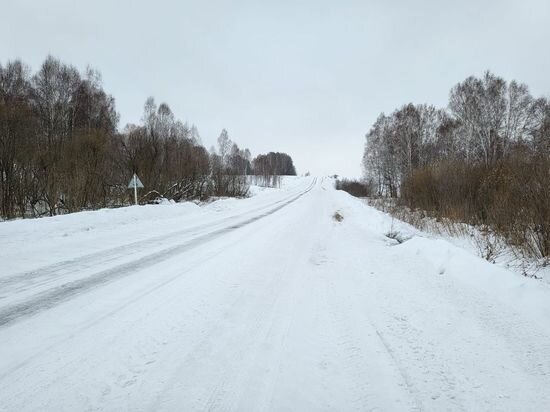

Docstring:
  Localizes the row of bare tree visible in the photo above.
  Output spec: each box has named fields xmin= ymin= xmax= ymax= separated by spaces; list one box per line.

xmin=0 ymin=56 xmax=296 ymax=219
xmin=362 ymin=71 xmax=550 ymax=258
xmin=252 ymin=152 xmax=296 ymax=187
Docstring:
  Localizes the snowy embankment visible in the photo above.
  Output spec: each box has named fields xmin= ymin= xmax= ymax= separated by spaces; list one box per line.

xmin=1 ymin=176 xmax=549 ymax=411
xmin=365 ymin=198 xmax=550 ymax=283
xmin=347 ymin=197 xmax=550 ymax=320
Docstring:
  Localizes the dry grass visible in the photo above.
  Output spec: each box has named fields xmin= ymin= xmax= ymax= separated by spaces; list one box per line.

xmin=366 ymin=197 xmax=546 ymax=277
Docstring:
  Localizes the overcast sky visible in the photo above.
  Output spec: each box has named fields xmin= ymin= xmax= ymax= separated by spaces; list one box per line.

xmin=2 ymin=0 xmax=549 ymax=177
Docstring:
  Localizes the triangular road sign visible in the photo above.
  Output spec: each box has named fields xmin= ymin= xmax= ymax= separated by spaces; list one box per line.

xmin=128 ymin=174 xmax=144 ymax=189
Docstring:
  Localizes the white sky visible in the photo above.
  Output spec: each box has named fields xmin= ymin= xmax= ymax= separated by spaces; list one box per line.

xmin=2 ymin=0 xmax=549 ymax=177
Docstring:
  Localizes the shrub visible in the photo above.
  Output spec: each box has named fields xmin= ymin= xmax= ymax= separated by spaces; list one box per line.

xmin=335 ymin=179 xmax=373 ymax=198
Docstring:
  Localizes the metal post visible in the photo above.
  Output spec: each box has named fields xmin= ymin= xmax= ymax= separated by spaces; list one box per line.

xmin=134 ymin=174 xmax=138 ymax=205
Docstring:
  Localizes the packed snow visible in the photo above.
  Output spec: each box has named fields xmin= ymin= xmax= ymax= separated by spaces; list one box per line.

xmin=1 ymin=177 xmax=549 ymax=411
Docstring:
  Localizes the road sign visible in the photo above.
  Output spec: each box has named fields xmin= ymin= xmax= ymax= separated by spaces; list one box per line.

xmin=128 ymin=174 xmax=144 ymax=205
xmin=128 ymin=174 xmax=144 ymax=189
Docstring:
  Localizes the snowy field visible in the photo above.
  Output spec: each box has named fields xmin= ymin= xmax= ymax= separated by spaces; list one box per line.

xmin=1 ymin=177 xmax=550 ymax=411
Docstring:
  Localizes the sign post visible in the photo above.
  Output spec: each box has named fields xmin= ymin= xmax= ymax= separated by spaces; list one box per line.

xmin=128 ymin=173 xmax=144 ymax=205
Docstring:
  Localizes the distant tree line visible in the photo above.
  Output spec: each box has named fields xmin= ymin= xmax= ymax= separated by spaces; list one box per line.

xmin=0 ymin=56 xmax=297 ymax=219
xmin=252 ymin=152 xmax=296 ymax=187
xmin=362 ymin=71 xmax=550 ymax=258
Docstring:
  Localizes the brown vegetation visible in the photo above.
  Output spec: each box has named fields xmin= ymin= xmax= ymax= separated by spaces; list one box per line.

xmin=363 ymin=71 xmax=550 ymax=260
xmin=335 ymin=179 xmax=373 ymax=198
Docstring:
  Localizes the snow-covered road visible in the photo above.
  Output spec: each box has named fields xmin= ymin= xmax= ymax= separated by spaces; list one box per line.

xmin=1 ymin=177 xmax=550 ymax=411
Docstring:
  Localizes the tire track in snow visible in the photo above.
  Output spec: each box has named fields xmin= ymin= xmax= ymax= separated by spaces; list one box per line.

xmin=209 ymin=225 xmax=311 ymax=411
xmin=0 ymin=179 xmax=317 ymax=328
xmin=147 ymin=231 xmax=297 ymax=411
xmin=316 ymin=222 xmax=423 ymax=411
xmin=0 ymin=246 xmax=226 ymax=383
xmin=325 ymin=285 xmax=422 ymax=411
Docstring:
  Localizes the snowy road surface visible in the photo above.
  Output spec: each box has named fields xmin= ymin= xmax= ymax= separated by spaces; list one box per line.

xmin=1 ymin=177 xmax=550 ymax=411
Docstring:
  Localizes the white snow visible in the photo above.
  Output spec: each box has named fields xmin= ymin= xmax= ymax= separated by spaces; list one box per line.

xmin=1 ymin=177 xmax=549 ymax=411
